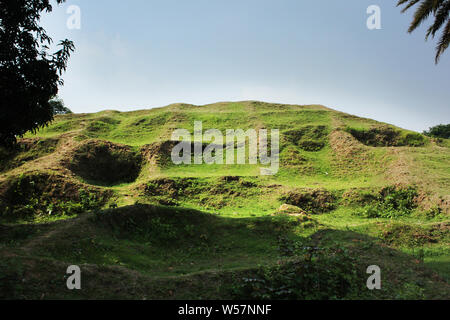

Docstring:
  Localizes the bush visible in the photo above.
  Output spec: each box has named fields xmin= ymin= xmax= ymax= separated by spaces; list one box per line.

xmin=400 ymin=132 xmax=427 ymax=147
xmin=357 ymin=186 xmax=418 ymax=218
xmin=423 ymin=124 xmax=450 ymax=139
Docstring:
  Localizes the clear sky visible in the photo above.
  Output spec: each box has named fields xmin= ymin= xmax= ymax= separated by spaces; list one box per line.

xmin=41 ymin=0 xmax=449 ymax=132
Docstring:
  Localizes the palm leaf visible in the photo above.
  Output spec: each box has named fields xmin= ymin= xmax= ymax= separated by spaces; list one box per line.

xmin=435 ymin=18 xmax=450 ymax=62
xmin=398 ymin=0 xmax=450 ymax=64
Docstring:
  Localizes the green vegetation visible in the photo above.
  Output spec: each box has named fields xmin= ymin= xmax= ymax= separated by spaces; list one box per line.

xmin=0 ymin=101 xmax=448 ymax=299
xmin=0 ymin=0 xmax=74 ymax=146
xmin=49 ymin=96 xmax=73 ymax=115
xmin=0 ymin=138 xmax=58 ymax=172
xmin=0 ymin=173 xmax=109 ymax=223
xmin=346 ymin=126 xmax=426 ymax=147
xmin=424 ymin=124 xmax=450 ymax=139
xmin=357 ymin=186 xmax=419 ymax=219
xmin=233 ymin=244 xmax=363 ymax=300
xmin=283 ymin=125 xmax=329 ymax=151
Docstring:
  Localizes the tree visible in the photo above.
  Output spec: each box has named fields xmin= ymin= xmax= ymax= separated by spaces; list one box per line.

xmin=423 ymin=124 xmax=450 ymax=138
xmin=0 ymin=0 xmax=74 ymax=147
xmin=49 ymin=96 xmax=72 ymax=115
xmin=397 ymin=0 xmax=450 ymax=64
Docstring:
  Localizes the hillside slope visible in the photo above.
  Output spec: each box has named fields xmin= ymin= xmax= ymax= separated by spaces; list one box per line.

xmin=0 ymin=101 xmax=449 ymax=299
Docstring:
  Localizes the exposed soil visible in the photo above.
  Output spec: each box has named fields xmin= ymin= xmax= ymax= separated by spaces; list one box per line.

xmin=329 ymin=129 xmax=372 ymax=175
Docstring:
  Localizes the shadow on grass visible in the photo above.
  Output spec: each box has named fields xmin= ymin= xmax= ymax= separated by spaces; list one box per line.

xmin=0 ymin=204 xmax=449 ymax=300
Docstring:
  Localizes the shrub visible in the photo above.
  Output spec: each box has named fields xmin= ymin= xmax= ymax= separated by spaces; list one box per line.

xmin=423 ymin=124 xmax=450 ymax=139
xmin=357 ymin=186 xmax=418 ymax=218
xmin=400 ymin=132 xmax=427 ymax=147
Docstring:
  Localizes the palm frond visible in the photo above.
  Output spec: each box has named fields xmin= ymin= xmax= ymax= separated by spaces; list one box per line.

xmin=435 ymin=18 xmax=450 ymax=63
xmin=408 ymin=0 xmax=439 ymax=33
xmin=397 ymin=0 xmax=422 ymax=13
xmin=398 ymin=0 xmax=449 ymax=64
xmin=426 ymin=0 xmax=450 ymax=39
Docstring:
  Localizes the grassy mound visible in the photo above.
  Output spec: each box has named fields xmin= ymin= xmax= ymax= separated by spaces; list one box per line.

xmin=280 ymin=189 xmax=337 ymax=214
xmin=0 ymin=101 xmax=447 ymax=300
xmin=142 ymin=176 xmax=261 ymax=208
xmin=68 ymin=140 xmax=142 ymax=185
xmin=0 ymin=173 xmax=110 ymax=222
xmin=82 ymin=117 xmax=122 ymax=139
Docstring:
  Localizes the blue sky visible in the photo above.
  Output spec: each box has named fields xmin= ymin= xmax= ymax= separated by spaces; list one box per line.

xmin=42 ymin=0 xmax=449 ymax=132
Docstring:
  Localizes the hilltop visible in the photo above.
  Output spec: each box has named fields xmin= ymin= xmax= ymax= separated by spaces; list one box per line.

xmin=0 ymin=101 xmax=449 ymax=299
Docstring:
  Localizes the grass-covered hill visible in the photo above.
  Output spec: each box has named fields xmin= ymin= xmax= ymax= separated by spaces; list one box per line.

xmin=0 ymin=101 xmax=449 ymax=299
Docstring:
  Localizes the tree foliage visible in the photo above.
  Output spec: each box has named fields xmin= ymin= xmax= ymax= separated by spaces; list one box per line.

xmin=49 ymin=96 xmax=72 ymax=115
xmin=423 ymin=124 xmax=450 ymax=138
xmin=397 ymin=0 xmax=450 ymax=64
xmin=0 ymin=0 xmax=74 ymax=147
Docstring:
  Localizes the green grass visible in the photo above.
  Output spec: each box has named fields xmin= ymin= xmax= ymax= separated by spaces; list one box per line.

xmin=1 ymin=205 xmax=448 ymax=299
xmin=1 ymin=101 xmax=449 ymax=300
